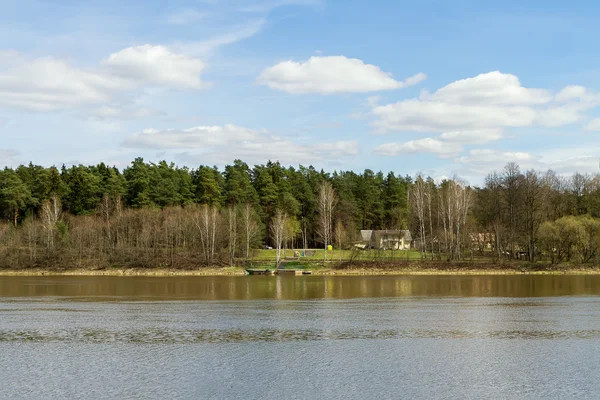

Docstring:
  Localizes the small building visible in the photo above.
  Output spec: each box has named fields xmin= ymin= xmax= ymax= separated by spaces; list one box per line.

xmin=356 ymin=230 xmax=412 ymax=250
xmin=469 ymin=232 xmax=495 ymax=251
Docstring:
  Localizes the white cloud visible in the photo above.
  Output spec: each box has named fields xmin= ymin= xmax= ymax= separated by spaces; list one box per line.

xmin=0 ymin=46 xmax=207 ymax=113
xmin=257 ymin=56 xmax=426 ymax=94
xmin=585 ymin=118 xmax=600 ymax=131
xmin=371 ymin=129 xmax=503 ymax=158
xmin=534 ymin=144 xmax=600 ymax=175
xmin=371 ymin=71 xmax=600 ymax=133
xmin=0 ymin=51 xmax=125 ymax=112
xmin=123 ymin=124 xmax=358 ymax=165
xmin=555 ymin=85 xmax=588 ymax=102
xmin=457 ymin=149 xmax=538 ymax=165
xmin=372 ymin=99 xmax=536 ymax=132
xmin=554 ymin=85 xmax=600 ymax=107
xmin=103 ymin=45 xmax=206 ymax=89
xmin=439 ymin=129 xmax=503 ymax=144
xmin=370 ymin=71 xmax=600 ymax=159
xmin=374 ymin=138 xmax=461 ymax=157
xmin=424 ymin=71 xmax=552 ymax=105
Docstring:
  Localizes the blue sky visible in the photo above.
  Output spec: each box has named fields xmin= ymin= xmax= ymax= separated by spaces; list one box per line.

xmin=1 ymin=0 xmax=600 ymax=183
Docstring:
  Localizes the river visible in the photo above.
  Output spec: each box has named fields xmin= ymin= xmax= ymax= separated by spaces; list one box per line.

xmin=1 ymin=275 xmax=600 ymax=399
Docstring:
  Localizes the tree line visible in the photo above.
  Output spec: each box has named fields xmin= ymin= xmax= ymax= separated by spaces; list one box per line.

xmin=410 ymin=162 xmax=600 ymax=264
xmin=0 ymin=158 xmax=409 ymax=268
xmin=0 ymin=158 xmax=599 ymax=269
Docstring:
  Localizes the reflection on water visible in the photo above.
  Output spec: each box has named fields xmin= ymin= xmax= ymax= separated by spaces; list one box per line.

xmin=3 ymin=277 xmax=600 ymax=399
xmin=2 ymin=327 xmax=600 ymax=343
xmin=1 ymin=274 xmax=600 ymax=299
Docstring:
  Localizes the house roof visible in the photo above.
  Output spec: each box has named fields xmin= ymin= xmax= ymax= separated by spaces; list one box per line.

xmin=360 ymin=229 xmax=412 ymax=241
xmin=360 ymin=230 xmax=373 ymax=242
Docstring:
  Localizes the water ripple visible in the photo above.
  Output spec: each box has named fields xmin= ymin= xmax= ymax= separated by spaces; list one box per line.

xmin=1 ymin=328 xmax=599 ymax=343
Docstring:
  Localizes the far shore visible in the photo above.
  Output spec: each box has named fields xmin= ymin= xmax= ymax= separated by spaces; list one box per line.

xmin=2 ymin=265 xmax=600 ymax=277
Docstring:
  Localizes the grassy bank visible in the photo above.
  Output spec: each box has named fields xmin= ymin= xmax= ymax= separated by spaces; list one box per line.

xmin=2 ymin=261 xmax=600 ymax=276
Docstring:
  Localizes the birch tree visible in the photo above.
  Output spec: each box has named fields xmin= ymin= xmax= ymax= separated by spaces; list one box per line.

xmin=227 ymin=204 xmax=237 ymax=266
xmin=271 ymin=209 xmax=287 ymax=268
xmin=40 ymin=194 xmax=61 ymax=248
xmin=317 ymin=181 xmax=336 ymax=262
xmin=241 ymin=202 xmax=260 ymax=260
xmin=412 ymin=176 xmax=427 ymax=258
xmin=194 ymin=204 xmax=219 ymax=265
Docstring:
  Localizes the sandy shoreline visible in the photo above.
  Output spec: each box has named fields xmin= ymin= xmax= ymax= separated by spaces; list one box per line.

xmin=1 ymin=266 xmax=600 ymax=276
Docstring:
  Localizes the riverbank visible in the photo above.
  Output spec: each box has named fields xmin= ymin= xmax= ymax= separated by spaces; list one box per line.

xmin=2 ymin=264 xmax=600 ymax=276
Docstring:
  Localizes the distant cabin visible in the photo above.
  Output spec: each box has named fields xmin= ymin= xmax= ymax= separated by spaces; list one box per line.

xmin=356 ymin=230 xmax=412 ymax=250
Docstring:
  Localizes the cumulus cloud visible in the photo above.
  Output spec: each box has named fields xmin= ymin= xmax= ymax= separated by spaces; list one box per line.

xmin=0 ymin=51 xmax=125 ymax=112
xmin=374 ymin=138 xmax=462 ymax=158
xmin=370 ymin=71 xmax=600 ymax=157
xmin=0 ymin=46 xmax=207 ymax=113
xmin=103 ymin=45 xmax=206 ymax=89
xmin=423 ymin=71 xmax=552 ymax=105
xmin=257 ymin=56 xmax=426 ymax=94
xmin=370 ymin=71 xmax=583 ymax=133
xmin=372 ymin=99 xmax=536 ymax=132
xmin=555 ymin=85 xmax=588 ymax=102
xmin=123 ymin=124 xmax=358 ymax=165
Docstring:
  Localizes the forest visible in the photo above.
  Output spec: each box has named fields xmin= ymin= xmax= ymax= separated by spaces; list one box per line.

xmin=0 ymin=157 xmax=599 ymax=269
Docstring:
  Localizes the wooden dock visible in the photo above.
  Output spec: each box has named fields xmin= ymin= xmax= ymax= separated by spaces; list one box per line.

xmin=245 ymin=269 xmax=276 ymax=275
xmin=246 ymin=269 xmax=311 ymax=276
xmin=277 ymin=269 xmax=304 ymax=276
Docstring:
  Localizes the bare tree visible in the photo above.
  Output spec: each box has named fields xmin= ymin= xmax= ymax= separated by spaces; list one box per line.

xmin=227 ymin=204 xmax=237 ymax=266
xmin=271 ymin=209 xmax=287 ymax=268
xmin=425 ymin=179 xmax=435 ymax=260
xmin=484 ymin=172 xmax=504 ymax=259
xmin=241 ymin=203 xmax=260 ymax=261
xmin=412 ymin=176 xmax=427 ymax=258
xmin=438 ymin=178 xmax=472 ymax=260
xmin=194 ymin=204 xmax=219 ymax=265
xmin=316 ymin=181 xmax=336 ymax=262
xmin=571 ymin=172 xmax=590 ymax=214
xmin=334 ymin=219 xmax=347 ymax=262
xmin=454 ymin=179 xmax=472 ymax=260
xmin=40 ymin=194 xmax=61 ymax=248
xmin=503 ymin=162 xmax=522 ymax=257
xmin=523 ymin=170 xmax=544 ymax=262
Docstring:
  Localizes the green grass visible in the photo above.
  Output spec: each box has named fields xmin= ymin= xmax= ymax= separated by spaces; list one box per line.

xmin=250 ymin=248 xmax=424 ymax=262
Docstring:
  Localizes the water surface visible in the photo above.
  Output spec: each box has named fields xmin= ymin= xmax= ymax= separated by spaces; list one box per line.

xmin=1 ymin=275 xmax=600 ymax=399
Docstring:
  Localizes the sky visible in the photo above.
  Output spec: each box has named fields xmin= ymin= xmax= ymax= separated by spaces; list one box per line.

xmin=1 ymin=0 xmax=600 ymax=184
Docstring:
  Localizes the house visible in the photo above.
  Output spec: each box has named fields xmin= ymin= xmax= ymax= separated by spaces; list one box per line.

xmin=356 ymin=230 xmax=412 ymax=250
xmin=469 ymin=232 xmax=495 ymax=251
